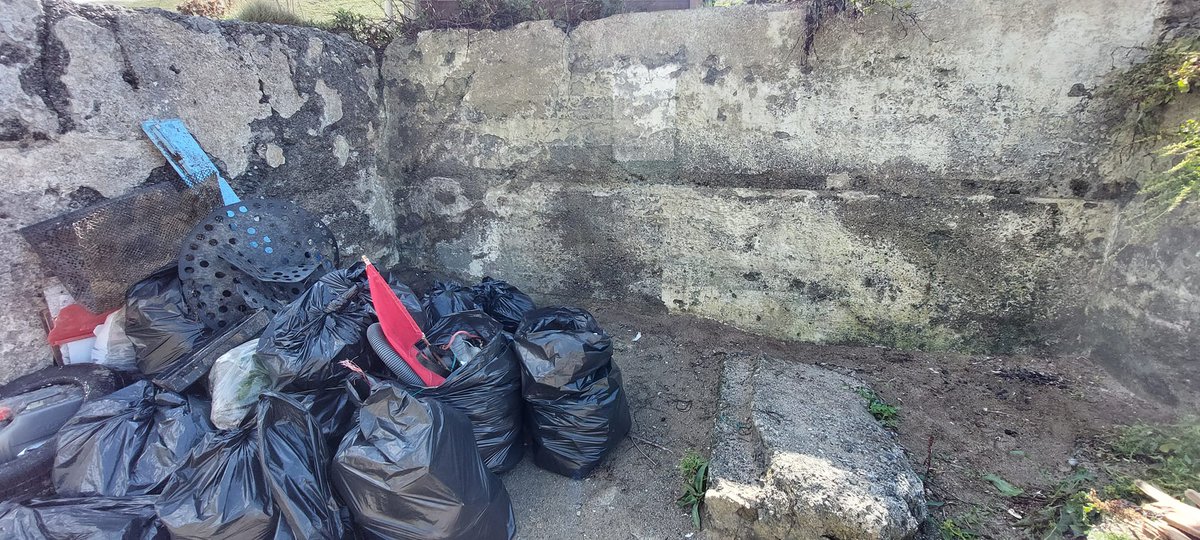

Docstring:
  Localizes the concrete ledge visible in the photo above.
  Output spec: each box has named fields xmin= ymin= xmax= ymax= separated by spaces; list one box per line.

xmin=706 ymin=355 xmax=925 ymax=540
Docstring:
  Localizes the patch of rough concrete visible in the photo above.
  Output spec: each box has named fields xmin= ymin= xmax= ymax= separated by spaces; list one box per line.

xmin=385 ymin=1 xmax=1157 ymax=197
xmin=0 ymin=0 xmax=386 ymax=383
xmin=397 ymin=175 xmax=1113 ymax=354
xmin=705 ymin=355 xmax=925 ymax=539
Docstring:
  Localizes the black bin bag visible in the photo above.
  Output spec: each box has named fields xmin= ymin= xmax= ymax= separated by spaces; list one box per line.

xmin=256 ymin=265 xmax=373 ymax=390
xmin=421 ymin=280 xmax=479 ymax=323
xmin=404 ymin=310 xmax=524 ymax=473
xmin=125 ymin=268 xmax=210 ymax=375
xmin=257 ymin=264 xmax=425 ymax=391
xmin=332 ymin=382 xmax=516 ymax=540
xmin=53 ymin=380 xmax=213 ymax=497
xmin=294 ymin=385 xmax=357 ymax=453
xmin=0 ymin=496 xmax=166 ymax=540
xmin=471 ymin=277 xmax=535 ymax=332
xmin=155 ymin=393 xmax=343 ymax=540
xmin=515 ymin=306 xmax=632 ymax=479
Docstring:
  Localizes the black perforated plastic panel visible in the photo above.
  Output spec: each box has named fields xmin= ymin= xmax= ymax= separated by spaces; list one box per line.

xmin=178 ymin=198 xmax=338 ymax=330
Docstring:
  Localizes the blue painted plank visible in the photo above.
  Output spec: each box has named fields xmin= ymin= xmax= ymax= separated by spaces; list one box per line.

xmin=141 ymin=119 xmax=240 ymax=204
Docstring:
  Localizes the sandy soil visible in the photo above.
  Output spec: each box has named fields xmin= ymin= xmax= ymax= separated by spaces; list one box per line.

xmin=499 ymin=300 xmax=1194 ymax=540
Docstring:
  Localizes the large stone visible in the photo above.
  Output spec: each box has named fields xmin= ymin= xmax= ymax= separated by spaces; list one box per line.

xmin=705 ymin=355 xmax=925 ymax=540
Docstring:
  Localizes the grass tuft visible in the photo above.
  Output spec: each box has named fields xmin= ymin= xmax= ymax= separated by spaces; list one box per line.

xmin=232 ymin=0 xmax=305 ymax=25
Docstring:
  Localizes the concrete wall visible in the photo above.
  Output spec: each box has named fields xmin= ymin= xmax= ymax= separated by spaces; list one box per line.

xmin=0 ymin=0 xmax=391 ymax=381
xmin=381 ymin=0 xmax=1165 ymax=355
xmin=1 ymin=0 xmax=1195 ymax=400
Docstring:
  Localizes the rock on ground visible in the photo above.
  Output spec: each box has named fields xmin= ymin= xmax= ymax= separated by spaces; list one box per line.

xmin=705 ymin=354 xmax=926 ymax=540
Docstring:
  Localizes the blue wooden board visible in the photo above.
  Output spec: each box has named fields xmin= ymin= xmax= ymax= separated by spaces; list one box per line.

xmin=142 ymin=119 xmax=240 ymax=204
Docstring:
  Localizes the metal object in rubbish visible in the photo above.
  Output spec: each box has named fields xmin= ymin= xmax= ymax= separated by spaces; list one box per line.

xmin=19 ymin=182 xmax=222 ymax=313
xmin=152 ymin=308 xmax=271 ymax=393
xmin=178 ymin=198 xmax=338 ymax=330
xmin=141 ymin=119 xmax=240 ymax=205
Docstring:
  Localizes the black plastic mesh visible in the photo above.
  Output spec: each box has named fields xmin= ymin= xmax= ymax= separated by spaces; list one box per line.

xmin=178 ymin=199 xmax=338 ymax=331
xmin=19 ymin=182 xmax=222 ymax=313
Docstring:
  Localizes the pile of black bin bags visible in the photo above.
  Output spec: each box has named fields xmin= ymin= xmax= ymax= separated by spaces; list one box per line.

xmin=0 ymin=265 xmax=633 ymax=540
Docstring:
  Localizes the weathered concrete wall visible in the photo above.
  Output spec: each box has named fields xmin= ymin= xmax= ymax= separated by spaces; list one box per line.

xmin=381 ymin=0 xmax=1163 ymax=354
xmin=0 ymin=0 xmax=389 ymax=381
xmin=1084 ymin=88 xmax=1200 ymax=406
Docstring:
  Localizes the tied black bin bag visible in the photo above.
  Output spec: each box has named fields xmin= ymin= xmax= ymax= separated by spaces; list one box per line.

xmin=404 ymin=310 xmax=524 ymax=473
xmin=257 ymin=265 xmax=375 ymax=390
xmin=421 ymin=280 xmax=479 ymax=323
xmin=471 ymin=277 xmax=536 ymax=332
xmin=515 ymin=306 xmax=632 ymax=479
xmin=53 ymin=380 xmax=213 ymax=497
xmin=332 ymin=382 xmax=516 ymax=540
xmin=0 ymin=496 xmax=167 ymax=540
xmin=125 ymin=268 xmax=210 ymax=375
xmin=155 ymin=393 xmax=343 ymax=540
xmin=257 ymin=264 xmax=426 ymax=391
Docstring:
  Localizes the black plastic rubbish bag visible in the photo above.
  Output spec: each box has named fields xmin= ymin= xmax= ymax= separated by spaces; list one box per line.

xmin=471 ymin=277 xmax=536 ymax=332
xmin=0 ymin=496 xmax=167 ymax=540
xmin=403 ymin=311 xmax=524 ymax=473
xmin=332 ymin=382 xmax=516 ymax=540
xmin=155 ymin=393 xmax=343 ymax=540
xmin=53 ymin=380 xmax=213 ymax=497
xmin=294 ymin=386 xmax=357 ymax=453
xmin=125 ymin=268 xmax=210 ymax=375
xmin=256 ymin=265 xmax=378 ymax=391
xmin=421 ymin=280 xmax=479 ymax=323
xmin=515 ymin=306 xmax=632 ymax=479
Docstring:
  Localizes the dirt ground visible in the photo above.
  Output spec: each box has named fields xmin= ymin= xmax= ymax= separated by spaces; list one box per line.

xmin=499 ymin=300 xmax=1195 ymax=540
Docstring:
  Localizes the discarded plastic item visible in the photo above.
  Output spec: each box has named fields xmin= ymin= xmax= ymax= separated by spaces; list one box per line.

xmin=364 ymin=257 xmax=446 ymax=386
xmin=422 ymin=280 xmax=480 ymax=323
xmin=632 ymin=331 xmax=642 ymax=342
xmin=156 ymin=393 xmax=343 ymax=540
xmin=0 ymin=496 xmax=167 ymax=540
xmin=0 ymin=385 xmax=83 ymax=464
xmin=89 ymin=308 xmax=138 ymax=371
xmin=125 ymin=268 xmax=211 ymax=376
xmin=53 ymin=380 xmax=213 ymax=497
xmin=256 ymin=265 xmax=377 ymax=390
xmin=515 ymin=306 xmax=632 ymax=479
xmin=366 ymin=323 xmax=426 ymax=387
xmin=60 ymin=337 xmax=96 ymax=365
xmin=49 ymin=305 xmax=114 ymax=346
xmin=19 ymin=181 xmax=222 ymax=312
xmin=142 ymin=118 xmax=240 ymax=205
xmin=208 ymin=338 xmax=269 ymax=430
xmin=404 ymin=311 xmax=525 ymax=473
xmin=152 ymin=308 xmax=271 ymax=393
xmin=472 ymin=277 xmax=536 ymax=332
xmin=331 ymin=382 xmax=516 ymax=539
xmin=48 ymin=304 xmax=112 ymax=365
xmin=447 ymin=334 xmax=482 ymax=368
xmin=179 ymin=199 xmax=339 ymax=330
xmin=0 ymin=364 xmax=123 ymax=502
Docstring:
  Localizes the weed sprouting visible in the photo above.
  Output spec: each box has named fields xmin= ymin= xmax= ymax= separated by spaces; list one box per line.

xmin=938 ymin=506 xmax=984 ymax=540
xmin=676 ymin=450 xmax=709 ymax=529
xmin=857 ymin=388 xmax=899 ymax=428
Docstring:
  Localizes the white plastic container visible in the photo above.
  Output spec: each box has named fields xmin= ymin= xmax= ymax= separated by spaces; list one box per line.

xmin=62 ymin=337 xmax=97 ymax=364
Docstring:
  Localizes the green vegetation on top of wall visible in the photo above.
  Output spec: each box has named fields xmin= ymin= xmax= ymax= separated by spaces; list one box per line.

xmin=1109 ymin=37 xmax=1200 ymax=218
